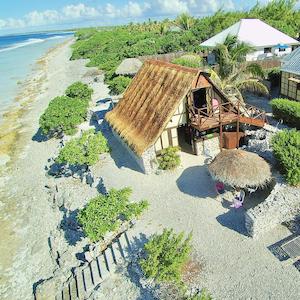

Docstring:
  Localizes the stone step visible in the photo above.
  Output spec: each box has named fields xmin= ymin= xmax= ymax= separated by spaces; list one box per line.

xmin=55 ymin=230 xmax=136 ymax=299
xmin=118 ymin=232 xmax=131 ymax=259
xmin=103 ymin=246 xmax=116 ymax=272
xmin=90 ymin=259 xmax=102 ymax=286
xmin=56 ymin=291 xmax=63 ymax=300
xmin=69 ymin=279 xmax=77 ymax=299
xmin=82 ymin=265 xmax=94 ymax=295
xmin=97 ymin=255 xmax=109 ymax=280
xmin=124 ymin=230 xmax=134 ymax=251
xmin=112 ymin=240 xmax=124 ymax=263
xmin=62 ymin=284 xmax=70 ymax=300
xmin=75 ymin=270 xmax=85 ymax=300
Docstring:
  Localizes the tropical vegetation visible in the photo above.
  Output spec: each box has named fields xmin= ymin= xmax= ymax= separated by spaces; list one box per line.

xmin=271 ymin=129 xmax=300 ymax=186
xmin=140 ymin=228 xmax=192 ymax=284
xmin=39 ymin=81 xmax=92 ymax=136
xmin=78 ymin=187 xmax=149 ymax=242
xmin=172 ymin=54 xmax=202 ymax=68
xmin=158 ymin=146 xmax=181 ymax=170
xmin=71 ymin=1 xmax=300 ymax=95
xmin=56 ymin=129 xmax=109 ymax=167
xmin=39 ymin=96 xmax=88 ymax=136
xmin=210 ymin=35 xmax=269 ymax=102
xmin=65 ymin=81 xmax=93 ymax=101
xmin=270 ymin=98 xmax=300 ymax=129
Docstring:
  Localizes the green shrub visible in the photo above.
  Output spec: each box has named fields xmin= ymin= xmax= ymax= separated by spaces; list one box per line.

xmin=65 ymin=81 xmax=93 ymax=101
xmin=158 ymin=146 xmax=181 ymax=170
xmin=270 ymin=98 xmax=300 ymax=129
xmin=271 ymin=129 xmax=300 ymax=186
xmin=39 ymin=96 xmax=88 ymax=136
xmin=56 ymin=129 xmax=109 ymax=166
xmin=172 ymin=54 xmax=202 ymax=68
xmin=265 ymin=67 xmax=280 ymax=87
xmin=78 ymin=187 xmax=149 ymax=242
xmin=140 ymin=229 xmax=192 ymax=284
xmin=108 ymin=75 xmax=132 ymax=95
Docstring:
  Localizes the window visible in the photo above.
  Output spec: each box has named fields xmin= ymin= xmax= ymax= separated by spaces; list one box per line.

xmin=279 ymin=48 xmax=286 ymax=52
xmin=264 ymin=47 xmax=272 ymax=53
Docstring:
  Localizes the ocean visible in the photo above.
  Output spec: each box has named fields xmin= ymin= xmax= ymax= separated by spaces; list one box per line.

xmin=0 ymin=31 xmax=73 ymax=121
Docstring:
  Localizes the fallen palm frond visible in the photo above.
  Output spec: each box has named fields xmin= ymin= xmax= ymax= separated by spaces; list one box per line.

xmin=237 ymin=79 xmax=269 ymax=95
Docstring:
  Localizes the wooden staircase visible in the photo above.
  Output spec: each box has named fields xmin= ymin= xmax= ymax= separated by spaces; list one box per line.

xmin=56 ymin=230 xmax=134 ymax=300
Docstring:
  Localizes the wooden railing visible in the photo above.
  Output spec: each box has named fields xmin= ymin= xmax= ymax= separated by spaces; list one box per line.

xmin=189 ymin=100 xmax=266 ymax=129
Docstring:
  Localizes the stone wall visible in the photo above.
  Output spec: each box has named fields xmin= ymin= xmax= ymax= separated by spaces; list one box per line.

xmin=192 ymin=136 xmax=220 ymax=159
xmin=111 ymin=129 xmax=157 ymax=174
xmin=245 ymin=179 xmax=300 ymax=238
xmin=244 ymin=125 xmax=300 ymax=238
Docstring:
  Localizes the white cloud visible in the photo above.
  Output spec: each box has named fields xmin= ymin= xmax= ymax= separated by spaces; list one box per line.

xmin=155 ymin=0 xmax=189 ymax=14
xmin=62 ymin=3 xmax=100 ymax=19
xmin=0 ymin=0 xmax=237 ymax=31
xmin=104 ymin=2 xmax=150 ymax=18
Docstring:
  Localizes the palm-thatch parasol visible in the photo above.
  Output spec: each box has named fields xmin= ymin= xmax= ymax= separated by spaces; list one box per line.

xmin=208 ymin=149 xmax=271 ymax=188
xmin=115 ymin=58 xmax=143 ymax=76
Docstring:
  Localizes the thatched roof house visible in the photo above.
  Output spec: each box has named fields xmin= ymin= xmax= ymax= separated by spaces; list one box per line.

xmin=106 ymin=59 xmax=229 ymax=173
xmin=115 ymin=58 xmax=143 ymax=76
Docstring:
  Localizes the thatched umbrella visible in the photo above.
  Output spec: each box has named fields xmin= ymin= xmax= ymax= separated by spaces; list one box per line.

xmin=115 ymin=58 xmax=143 ymax=76
xmin=208 ymin=149 xmax=271 ymax=188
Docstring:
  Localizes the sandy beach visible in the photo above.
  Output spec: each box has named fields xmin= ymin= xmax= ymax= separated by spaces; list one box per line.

xmin=0 ymin=39 xmax=299 ymax=300
xmin=0 ymin=39 xmax=110 ymax=299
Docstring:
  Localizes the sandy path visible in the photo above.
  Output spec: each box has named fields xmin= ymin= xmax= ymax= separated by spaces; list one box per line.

xmin=90 ymin=138 xmax=300 ymax=300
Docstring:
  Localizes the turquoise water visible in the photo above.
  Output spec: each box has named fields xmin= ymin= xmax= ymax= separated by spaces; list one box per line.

xmin=0 ymin=32 xmax=73 ymax=121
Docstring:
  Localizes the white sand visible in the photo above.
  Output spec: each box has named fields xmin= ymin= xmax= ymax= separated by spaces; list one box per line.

xmin=0 ymin=40 xmax=299 ymax=300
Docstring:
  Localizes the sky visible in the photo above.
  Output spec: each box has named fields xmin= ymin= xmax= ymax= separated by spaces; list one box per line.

xmin=0 ymin=0 xmax=289 ymax=34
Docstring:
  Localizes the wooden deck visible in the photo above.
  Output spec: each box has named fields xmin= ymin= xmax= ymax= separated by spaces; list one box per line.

xmin=191 ymin=112 xmax=238 ymax=131
xmin=190 ymin=101 xmax=266 ymax=132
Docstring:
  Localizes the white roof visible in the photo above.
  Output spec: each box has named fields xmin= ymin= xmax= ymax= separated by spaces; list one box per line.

xmin=281 ymin=47 xmax=300 ymax=76
xmin=200 ymin=19 xmax=299 ymax=48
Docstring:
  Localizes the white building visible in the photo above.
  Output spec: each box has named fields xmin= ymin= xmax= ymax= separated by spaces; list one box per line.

xmin=200 ymin=19 xmax=299 ymax=61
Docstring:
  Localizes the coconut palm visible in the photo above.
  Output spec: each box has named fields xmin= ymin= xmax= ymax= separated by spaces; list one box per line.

xmin=176 ymin=13 xmax=194 ymax=31
xmin=210 ymin=35 xmax=269 ymax=102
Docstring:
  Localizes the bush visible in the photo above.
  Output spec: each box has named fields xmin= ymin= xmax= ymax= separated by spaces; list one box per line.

xmin=172 ymin=54 xmax=202 ymax=68
xmin=56 ymin=129 xmax=109 ymax=166
xmin=271 ymin=129 xmax=300 ymax=186
xmin=265 ymin=67 xmax=280 ymax=87
xmin=158 ymin=146 xmax=181 ymax=170
xmin=108 ymin=75 xmax=132 ymax=95
xmin=270 ymin=98 xmax=300 ymax=129
xmin=140 ymin=228 xmax=192 ymax=284
xmin=65 ymin=81 xmax=93 ymax=101
xmin=39 ymin=96 xmax=88 ymax=136
xmin=78 ymin=187 xmax=149 ymax=242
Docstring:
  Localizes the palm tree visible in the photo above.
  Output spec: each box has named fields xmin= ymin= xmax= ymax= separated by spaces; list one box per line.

xmin=210 ymin=35 xmax=269 ymax=102
xmin=176 ymin=13 xmax=194 ymax=31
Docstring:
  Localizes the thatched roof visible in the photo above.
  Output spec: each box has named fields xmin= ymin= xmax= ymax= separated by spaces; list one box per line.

xmin=106 ymin=60 xmax=210 ymax=155
xmin=208 ymin=149 xmax=271 ymax=188
xmin=115 ymin=58 xmax=143 ymax=76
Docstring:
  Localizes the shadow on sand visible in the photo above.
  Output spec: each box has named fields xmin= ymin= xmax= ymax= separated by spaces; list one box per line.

xmin=216 ymin=206 xmax=248 ymax=236
xmin=176 ymin=166 xmax=216 ymax=198
xmin=120 ymin=233 xmax=157 ymax=300
xmin=96 ymin=121 xmax=143 ymax=173
xmin=32 ymin=128 xmax=50 ymax=142
xmin=59 ymin=206 xmax=85 ymax=246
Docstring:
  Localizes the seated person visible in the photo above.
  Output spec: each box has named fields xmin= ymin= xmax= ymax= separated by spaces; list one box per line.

xmin=215 ymin=182 xmax=225 ymax=194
